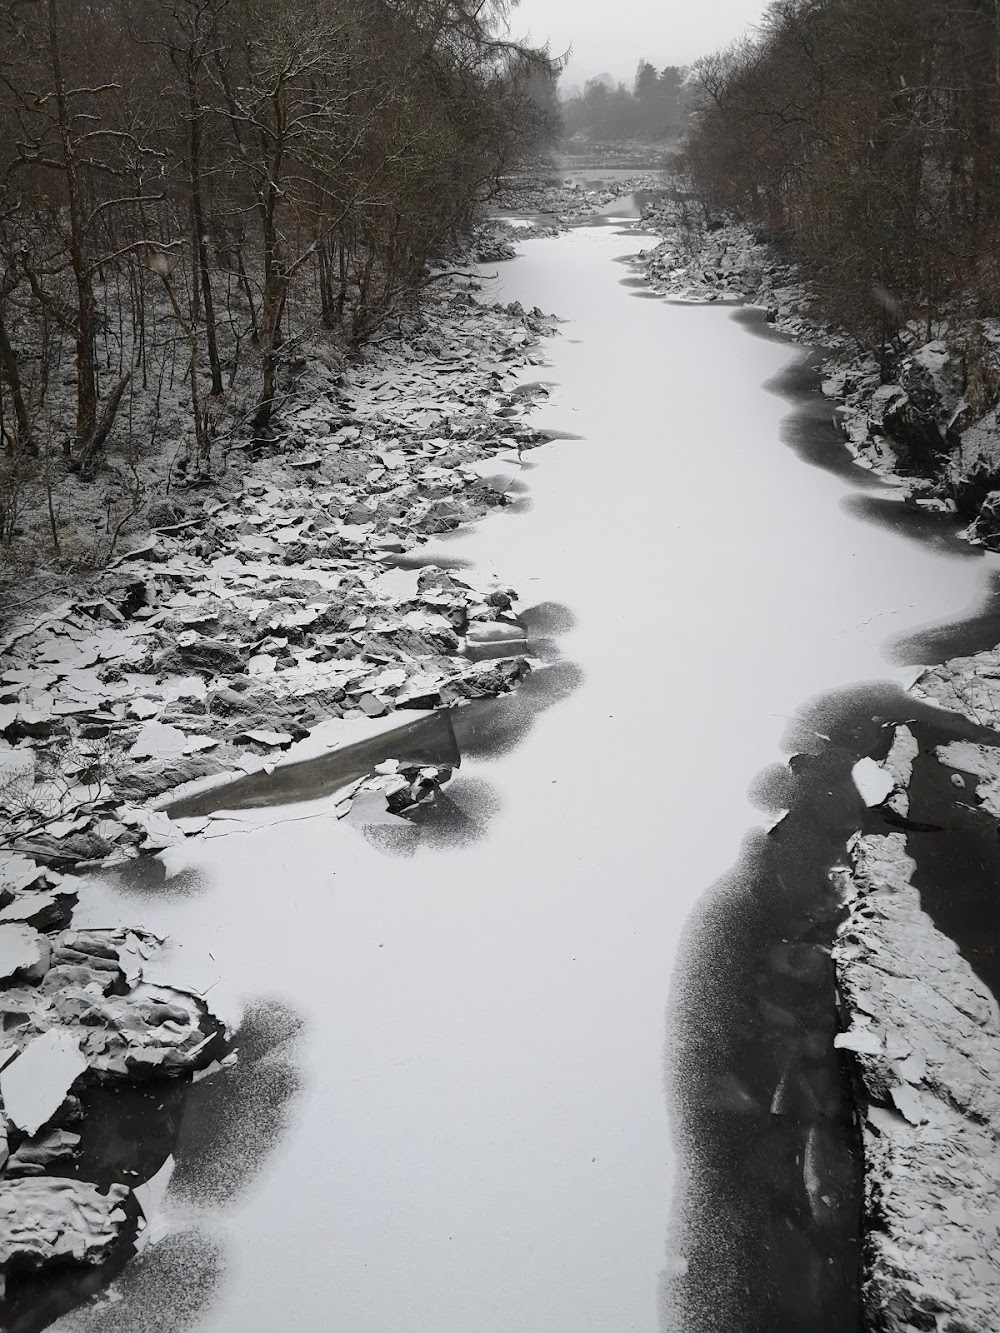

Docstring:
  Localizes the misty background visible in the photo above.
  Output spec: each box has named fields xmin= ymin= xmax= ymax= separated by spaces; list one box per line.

xmin=507 ymin=0 xmax=773 ymax=92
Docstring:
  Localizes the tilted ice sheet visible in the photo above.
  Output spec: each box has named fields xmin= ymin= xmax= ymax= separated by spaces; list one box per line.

xmin=69 ymin=216 xmax=1000 ymax=1333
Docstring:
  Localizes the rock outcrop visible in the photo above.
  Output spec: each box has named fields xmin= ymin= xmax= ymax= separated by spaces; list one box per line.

xmin=835 ymin=829 xmax=1000 ymax=1332
xmin=637 ymin=190 xmax=1000 ymax=536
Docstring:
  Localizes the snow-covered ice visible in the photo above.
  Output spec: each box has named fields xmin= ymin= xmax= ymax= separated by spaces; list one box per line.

xmin=66 ymin=207 xmax=1000 ymax=1331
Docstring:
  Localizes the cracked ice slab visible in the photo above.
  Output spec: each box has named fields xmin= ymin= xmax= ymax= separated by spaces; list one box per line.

xmin=851 ymin=756 xmax=895 ymax=807
xmin=0 ymin=922 xmax=48 ymax=982
xmin=0 ymin=1029 xmax=88 ymax=1136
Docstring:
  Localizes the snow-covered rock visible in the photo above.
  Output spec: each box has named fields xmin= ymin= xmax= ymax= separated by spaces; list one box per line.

xmin=0 ymin=1178 xmax=131 ymax=1269
xmin=834 ymin=827 xmax=1000 ymax=1331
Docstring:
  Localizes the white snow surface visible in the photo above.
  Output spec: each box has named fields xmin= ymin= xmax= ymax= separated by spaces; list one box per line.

xmin=851 ymin=756 xmax=895 ymax=807
xmin=0 ymin=1029 xmax=88 ymax=1136
xmin=68 ymin=209 xmax=1000 ymax=1331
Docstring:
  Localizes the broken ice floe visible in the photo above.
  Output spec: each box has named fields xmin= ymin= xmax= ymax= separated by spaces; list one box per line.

xmin=0 ymin=1030 xmax=88 ymax=1136
xmin=132 ymin=1154 xmax=175 ymax=1253
xmin=850 ymin=725 xmax=918 ymax=815
xmin=850 ymin=756 xmax=895 ymax=807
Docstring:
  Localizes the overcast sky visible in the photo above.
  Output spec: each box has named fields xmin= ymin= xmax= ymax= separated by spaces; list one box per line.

xmin=506 ymin=0 xmax=774 ymax=88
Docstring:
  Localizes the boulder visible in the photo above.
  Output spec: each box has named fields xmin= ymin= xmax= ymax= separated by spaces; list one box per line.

xmin=958 ymin=405 xmax=1000 ymax=474
xmin=117 ymin=755 xmax=227 ymax=801
xmin=6 ymin=831 xmax=111 ymax=868
xmin=967 ymin=488 xmax=1000 ymax=548
xmin=156 ymin=636 xmax=244 ymax=676
xmin=0 ymin=1030 xmax=88 ymax=1135
xmin=0 ymin=1178 xmax=131 ymax=1269
xmin=873 ymin=379 xmax=947 ymax=476
xmin=208 ymin=687 xmax=253 ymax=717
xmin=6 ymin=1128 xmax=81 ymax=1176
xmin=416 ymin=565 xmax=469 ymax=593
xmin=144 ymin=500 xmax=185 ymax=529
xmin=947 ymin=408 xmax=1000 ymax=518
xmin=97 ymin=574 xmax=147 ymax=619
xmin=863 ymin=342 xmax=966 ymax=475
xmin=0 ymin=888 xmax=76 ymax=933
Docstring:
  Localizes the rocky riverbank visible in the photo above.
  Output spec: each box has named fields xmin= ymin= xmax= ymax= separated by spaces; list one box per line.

xmin=636 ymin=189 xmax=1000 ymax=540
xmin=478 ymin=169 xmax=665 ymax=255
xmin=840 ymin=718 xmax=1000 ymax=1333
xmin=633 ymin=182 xmax=1000 ymax=1331
xmin=560 ymin=139 xmax=677 ymax=170
xmin=0 ymin=269 xmax=564 ymax=1316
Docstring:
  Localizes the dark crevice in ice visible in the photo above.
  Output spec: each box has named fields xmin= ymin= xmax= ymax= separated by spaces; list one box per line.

xmin=101 ymin=858 xmax=207 ymax=902
xmin=379 ymin=551 xmax=474 ymax=571
xmin=166 ymin=708 xmax=463 ymax=821
xmin=536 ymin=427 xmax=584 ymax=441
xmin=840 ymin=493 xmax=978 ymax=558
xmin=44 ymin=1229 xmax=227 ymax=1333
xmin=888 ymin=570 xmax=1000 ymax=664
xmin=169 ymin=999 xmax=305 ymax=1208
xmin=359 ymin=661 xmax=584 ymax=855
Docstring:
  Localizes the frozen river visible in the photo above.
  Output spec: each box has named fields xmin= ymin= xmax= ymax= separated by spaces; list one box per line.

xmin=65 ymin=197 xmax=1000 ymax=1331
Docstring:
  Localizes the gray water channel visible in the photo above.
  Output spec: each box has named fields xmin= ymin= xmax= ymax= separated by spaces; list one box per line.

xmin=61 ymin=190 xmax=1000 ymax=1332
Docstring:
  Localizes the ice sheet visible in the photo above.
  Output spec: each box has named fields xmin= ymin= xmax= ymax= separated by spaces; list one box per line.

xmin=68 ymin=216 xmax=1000 ymax=1333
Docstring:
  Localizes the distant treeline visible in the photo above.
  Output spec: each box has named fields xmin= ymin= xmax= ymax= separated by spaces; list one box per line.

xmin=0 ymin=0 xmax=557 ymax=526
xmin=685 ymin=0 xmax=1000 ymax=343
xmin=561 ymin=62 xmax=693 ymax=143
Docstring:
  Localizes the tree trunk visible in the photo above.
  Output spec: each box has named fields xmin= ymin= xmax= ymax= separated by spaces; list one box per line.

xmin=47 ymin=0 xmax=99 ymax=446
xmin=337 ymin=240 xmax=348 ymax=323
xmin=255 ymin=181 xmax=283 ymax=429
xmin=75 ymin=371 xmax=132 ymax=479
xmin=188 ymin=63 xmax=223 ymax=396
xmin=235 ymin=240 xmax=259 ymax=343
xmin=0 ymin=311 xmax=32 ymax=454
